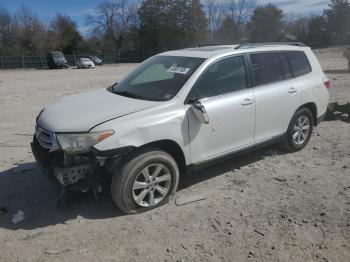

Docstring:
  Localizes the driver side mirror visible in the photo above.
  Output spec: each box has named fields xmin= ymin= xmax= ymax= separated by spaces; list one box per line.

xmin=190 ymin=100 xmax=210 ymax=124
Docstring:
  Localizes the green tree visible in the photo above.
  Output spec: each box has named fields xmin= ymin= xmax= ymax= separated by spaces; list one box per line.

xmin=324 ymin=0 xmax=350 ymax=45
xmin=214 ymin=16 xmax=239 ymax=44
xmin=305 ymin=15 xmax=330 ymax=48
xmin=284 ymin=16 xmax=309 ymax=43
xmin=138 ymin=0 xmax=207 ymax=51
xmin=183 ymin=0 xmax=208 ymax=46
xmin=248 ymin=3 xmax=284 ymax=42
xmin=49 ymin=14 xmax=82 ymax=54
xmin=138 ymin=0 xmax=167 ymax=51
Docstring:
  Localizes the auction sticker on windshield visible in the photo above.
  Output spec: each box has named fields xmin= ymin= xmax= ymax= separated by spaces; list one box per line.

xmin=167 ymin=66 xmax=190 ymax=75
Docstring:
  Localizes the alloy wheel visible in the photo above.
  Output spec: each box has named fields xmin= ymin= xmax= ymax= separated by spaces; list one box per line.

xmin=132 ymin=163 xmax=172 ymax=207
xmin=292 ymin=115 xmax=310 ymax=145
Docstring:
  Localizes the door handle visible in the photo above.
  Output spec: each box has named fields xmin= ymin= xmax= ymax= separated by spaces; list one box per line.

xmin=241 ymin=98 xmax=254 ymax=106
xmin=288 ymin=87 xmax=298 ymax=94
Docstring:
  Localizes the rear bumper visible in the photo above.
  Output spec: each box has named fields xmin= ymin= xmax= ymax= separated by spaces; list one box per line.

xmin=317 ymin=111 xmax=326 ymax=125
xmin=81 ymin=64 xmax=94 ymax=68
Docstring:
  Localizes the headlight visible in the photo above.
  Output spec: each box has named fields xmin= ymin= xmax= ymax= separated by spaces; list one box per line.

xmin=56 ymin=130 xmax=114 ymax=153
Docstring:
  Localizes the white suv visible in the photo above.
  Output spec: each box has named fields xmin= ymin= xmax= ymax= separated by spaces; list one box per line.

xmin=32 ymin=43 xmax=330 ymax=213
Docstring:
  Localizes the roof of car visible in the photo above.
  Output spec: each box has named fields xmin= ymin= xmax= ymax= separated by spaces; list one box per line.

xmin=159 ymin=43 xmax=309 ymax=59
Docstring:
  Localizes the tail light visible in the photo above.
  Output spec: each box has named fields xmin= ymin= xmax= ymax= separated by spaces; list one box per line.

xmin=324 ymin=80 xmax=331 ymax=89
xmin=323 ymin=75 xmax=331 ymax=89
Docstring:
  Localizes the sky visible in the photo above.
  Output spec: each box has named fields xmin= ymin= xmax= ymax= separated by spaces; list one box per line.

xmin=0 ymin=0 xmax=330 ymax=35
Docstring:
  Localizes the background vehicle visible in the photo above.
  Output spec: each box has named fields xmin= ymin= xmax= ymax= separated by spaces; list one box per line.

xmin=47 ymin=51 xmax=69 ymax=69
xmin=77 ymin=57 xmax=95 ymax=69
xmin=32 ymin=43 xmax=329 ymax=214
xmin=89 ymin=55 xmax=103 ymax=65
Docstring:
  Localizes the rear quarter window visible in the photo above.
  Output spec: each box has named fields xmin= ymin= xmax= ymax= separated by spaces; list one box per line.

xmin=284 ymin=51 xmax=312 ymax=77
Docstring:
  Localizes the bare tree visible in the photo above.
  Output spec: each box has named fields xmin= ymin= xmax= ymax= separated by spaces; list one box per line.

xmin=0 ymin=8 xmax=13 ymax=52
xmin=86 ymin=0 xmax=136 ymax=52
xmin=284 ymin=15 xmax=309 ymax=42
xmin=14 ymin=5 xmax=48 ymax=54
xmin=228 ymin=0 xmax=256 ymax=41
xmin=204 ymin=0 xmax=223 ymax=42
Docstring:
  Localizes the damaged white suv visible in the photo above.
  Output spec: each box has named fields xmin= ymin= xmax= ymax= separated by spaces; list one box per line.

xmin=32 ymin=43 xmax=329 ymax=213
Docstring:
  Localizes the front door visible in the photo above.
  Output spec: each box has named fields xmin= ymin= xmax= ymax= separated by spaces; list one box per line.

xmin=186 ymin=55 xmax=255 ymax=164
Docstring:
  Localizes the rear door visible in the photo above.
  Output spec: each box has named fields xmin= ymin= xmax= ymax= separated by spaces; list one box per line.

xmin=250 ymin=52 xmax=302 ymax=142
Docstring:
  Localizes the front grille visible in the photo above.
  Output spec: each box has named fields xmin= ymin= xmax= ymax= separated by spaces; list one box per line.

xmin=32 ymin=136 xmax=50 ymax=169
xmin=32 ymin=136 xmax=64 ymax=168
xmin=35 ymin=125 xmax=57 ymax=150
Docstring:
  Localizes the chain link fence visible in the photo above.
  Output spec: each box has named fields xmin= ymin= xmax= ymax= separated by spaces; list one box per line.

xmin=0 ymin=51 xmax=158 ymax=69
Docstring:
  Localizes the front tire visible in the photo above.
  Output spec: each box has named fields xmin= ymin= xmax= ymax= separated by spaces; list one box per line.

xmin=282 ymin=108 xmax=313 ymax=152
xmin=111 ymin=149 xmax=179 ymax=214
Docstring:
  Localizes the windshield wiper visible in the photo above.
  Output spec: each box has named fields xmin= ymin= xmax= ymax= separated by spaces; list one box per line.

xmin=115 ymin=90 xmax=145 ymax=100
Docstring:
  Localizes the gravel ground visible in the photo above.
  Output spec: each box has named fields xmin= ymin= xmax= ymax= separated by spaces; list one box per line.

xmin=0 ymin=50 xmax=349 ymax=262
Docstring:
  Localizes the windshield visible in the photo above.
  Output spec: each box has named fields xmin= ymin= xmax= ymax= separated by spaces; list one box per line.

xmin=112 ymin=56 xmax=205 ymax=101
xmin=81 ymin=58 xmax=91 ymax=62
xmin=51 ymin=52 xmax=63 ymax=58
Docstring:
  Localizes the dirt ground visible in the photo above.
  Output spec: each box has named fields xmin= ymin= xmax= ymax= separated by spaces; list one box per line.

xmin=0 ymin=49 xmax=349 ymax=262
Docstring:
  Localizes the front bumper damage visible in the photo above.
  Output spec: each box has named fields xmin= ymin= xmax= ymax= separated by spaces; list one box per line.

xmin=31 ymin=135 xmax=133 ymax=192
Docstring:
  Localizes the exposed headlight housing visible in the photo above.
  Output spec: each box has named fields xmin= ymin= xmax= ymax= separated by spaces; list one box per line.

xmin=56 ymin=130 xmax=114 ymax=153
xmin=36 ymin=108 xmax=45 ymax=122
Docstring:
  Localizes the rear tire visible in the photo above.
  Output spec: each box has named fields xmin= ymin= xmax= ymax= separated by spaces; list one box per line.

xmin=282 ymin=108 xmax=313 ymax=152
xmin=111 ymin=148 xmax=179 ymax=214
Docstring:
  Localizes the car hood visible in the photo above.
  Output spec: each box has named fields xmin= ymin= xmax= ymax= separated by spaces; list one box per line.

xmin=38 ymin=88 xmax=161 ymax=132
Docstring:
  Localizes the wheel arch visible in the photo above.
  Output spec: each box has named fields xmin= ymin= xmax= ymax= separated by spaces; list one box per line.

xmin=133 ymin=139 xmax=187 ymax=176
xmin=298 ymin=102 xmax=318 ymax=126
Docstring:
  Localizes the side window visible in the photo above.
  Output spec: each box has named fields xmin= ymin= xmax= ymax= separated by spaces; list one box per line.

xmin=250 ymin=52 xmax=284 ymax=86
xmin=190 ymin=56 xmax=248 ymax=99
xmin=280 ymin=53 xmax=293 ymax=79
xmin=284 ymin=51 xmax=312 ymax=77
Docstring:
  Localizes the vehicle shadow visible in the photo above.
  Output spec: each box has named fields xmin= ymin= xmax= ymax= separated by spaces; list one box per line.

xmin=0 ymin=145 xmax=282 ymax=230
xmin=324 ymin=69 xmax=349 ymax=74
xmin=324 ymin=102 xmax=350 ymax=123
xmin=0 ymin=162 xmax=122 ymax=230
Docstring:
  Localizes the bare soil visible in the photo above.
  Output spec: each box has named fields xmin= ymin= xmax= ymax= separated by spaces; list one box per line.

xmin=0 ymin=50 xmax=349 ymax=262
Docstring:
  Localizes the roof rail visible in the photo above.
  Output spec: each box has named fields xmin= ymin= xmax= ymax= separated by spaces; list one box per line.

xmin=197 ymin=43 xmax=231 ymax=47
xmin=235 ymin=42 xmax=307 ymax=49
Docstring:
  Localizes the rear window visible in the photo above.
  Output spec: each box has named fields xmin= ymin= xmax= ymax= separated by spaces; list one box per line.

xmin=284 ymin=51 xmax=311 ymax=77
xmin=250 ymin=52 xmax=284 ymax=86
